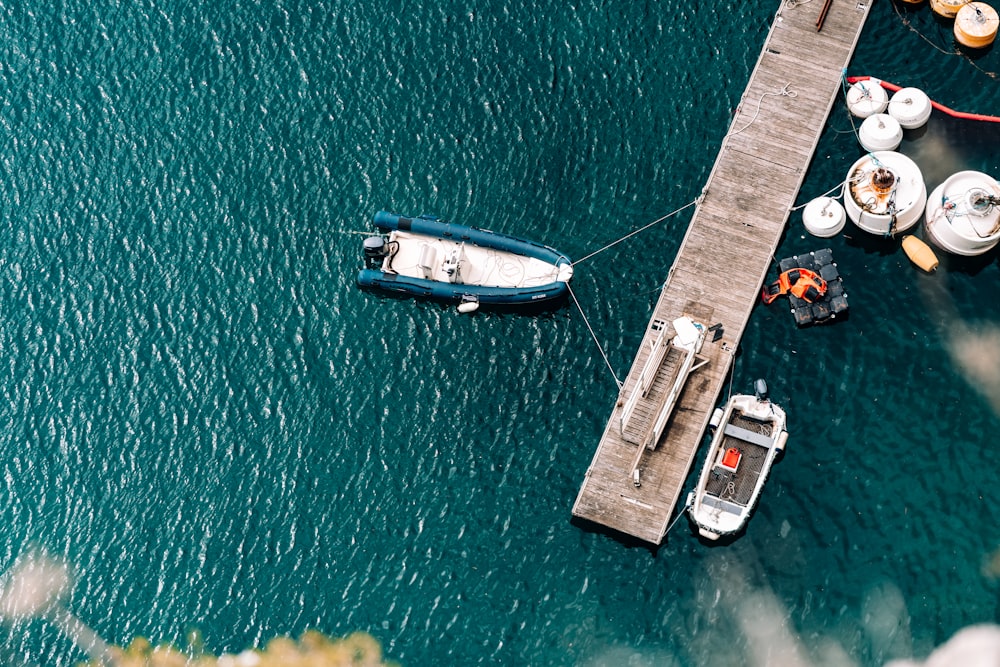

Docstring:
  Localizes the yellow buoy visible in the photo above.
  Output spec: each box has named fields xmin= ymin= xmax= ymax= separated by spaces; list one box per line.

xmin=954 ymin=2 xmax=999 ymax=48
xmin=902 ymin=235 xmax=939 ymax=272
xmin=931 ymin=0 xmax=966 ymax=17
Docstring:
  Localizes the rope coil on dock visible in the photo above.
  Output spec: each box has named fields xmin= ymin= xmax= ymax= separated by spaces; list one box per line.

xmin=730 ymin=84 xmax=798 ymax=136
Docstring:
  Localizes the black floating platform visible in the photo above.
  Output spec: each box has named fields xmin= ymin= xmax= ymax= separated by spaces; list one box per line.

xmin=776 ymin=248 xmax=848 ymax=327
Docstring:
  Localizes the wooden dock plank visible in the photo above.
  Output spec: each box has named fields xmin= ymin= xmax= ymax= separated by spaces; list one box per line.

xmin=572 ymin=0 xmax=872 ymax=544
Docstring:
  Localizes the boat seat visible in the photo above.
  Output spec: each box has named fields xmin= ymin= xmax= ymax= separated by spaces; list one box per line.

xmin=723 ymin=423 xmax=773 ymax=448
xmin=417 ymin=243 xmax=438 ymax=279
xmin=701 ymin=495 xmax=742 ymax=515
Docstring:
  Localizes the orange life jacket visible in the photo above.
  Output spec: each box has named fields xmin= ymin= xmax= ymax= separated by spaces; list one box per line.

xmin=761 ymin=268 xmax=827 ymax=305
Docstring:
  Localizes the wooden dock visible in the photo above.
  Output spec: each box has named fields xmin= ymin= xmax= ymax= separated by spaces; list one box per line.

xmin=572 ymin=0 xmax=873 ymax=544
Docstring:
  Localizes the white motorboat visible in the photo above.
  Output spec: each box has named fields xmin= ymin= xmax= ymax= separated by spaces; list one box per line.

xmin=687 ymin=380 xmax=788 ymax=541
xmin=359 ymin=211 xmax=573 ymax=311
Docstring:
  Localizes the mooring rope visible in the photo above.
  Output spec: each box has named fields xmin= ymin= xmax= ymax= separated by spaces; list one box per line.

xmin=800 ymin=72 xmax=877 ymax=219
xmin=890 ymin=0 xmax=999 ymax=80
xmin=839 ymin=72 xmax=867 ymax=145
xmin=567 ymin=282 xmax=622 ymax=390
xmin=572 ymin=198 xmax=700 ymax=266
xmin=730 ymin=83 xmax=797 ymax=136
xmin=663 ymin=497 xmax=693 ymax=537
xmin=790 ymin=180 xmax=848 ymax=211
xmin=568 ymin=198 xmax=704 ymax=388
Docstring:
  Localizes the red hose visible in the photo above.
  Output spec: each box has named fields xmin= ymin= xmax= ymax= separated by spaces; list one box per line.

xmin=846 ymin=75 xmax=1000 ymax=123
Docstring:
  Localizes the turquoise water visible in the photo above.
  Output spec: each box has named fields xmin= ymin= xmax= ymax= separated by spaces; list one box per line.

xmin=0 ymin=0 xmax=998 ymax=665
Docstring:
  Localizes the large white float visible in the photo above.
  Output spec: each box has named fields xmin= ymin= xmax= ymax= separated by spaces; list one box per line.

xmin=844 ymin=151 xmax=927 ymax=236
xmin=924 ymin=171 xmax=1000 ymax=256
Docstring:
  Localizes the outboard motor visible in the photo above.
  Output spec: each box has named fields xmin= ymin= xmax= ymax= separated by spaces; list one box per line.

xmin=754 ymin=378 xmax=769 ymax=401
xmin=363 ymin=236 xmax=389 ymax=269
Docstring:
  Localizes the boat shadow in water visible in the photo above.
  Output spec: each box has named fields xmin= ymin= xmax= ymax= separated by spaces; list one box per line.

xmin=358 ymin=285 xmax=572 ymax=316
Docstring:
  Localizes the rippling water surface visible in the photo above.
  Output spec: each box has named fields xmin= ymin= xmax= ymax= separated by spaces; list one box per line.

xmin=0 ymin=0 xmax=998 ymax=665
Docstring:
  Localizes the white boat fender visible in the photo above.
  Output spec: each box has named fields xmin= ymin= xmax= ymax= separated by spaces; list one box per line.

xmin=457 ymin=296 xmax=480 ymax=314
xmin=709 ymin=407 xmax=724 ymax=430
xmin=774 ymin=431 xmax=789 ymax=455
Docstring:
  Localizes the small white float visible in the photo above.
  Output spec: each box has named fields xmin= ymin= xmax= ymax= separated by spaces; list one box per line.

xmin=888 ymin=88 xmax=932 ymax=130
xmin=846 ymin=80 xmax=889 ymax=118
xmin=924 ymin=171 xmax=1000 ymax=256
xmin=845 ymin=151 xmax=927 ymax=236
xmin=802 ymin=196 xmax=847 ymax=238
xmin=859 ymin=113 xmax=903 ymax=151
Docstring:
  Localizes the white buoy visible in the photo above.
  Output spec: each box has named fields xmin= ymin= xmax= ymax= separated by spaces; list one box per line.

xmin=847 ymin=80 xmax=889 ymax=118
xmin=845 ymin=151 xmax=927 ymax=236
xmin=457 ymin=300 xmax=480 ymax=314
xmin=802 ymin=196 xmax=847 ymax=238
xmin=888 ymin=87 xmax=932 ymax=129
xmin=955 ymin=2 xmax=999 ymax=49
xmin=925 ymin=171 xmax=1000 ymax=256
xmin=859 ymin=113 xmax=903 ymax=152
xmin=930 ymin=0 xmax=965 ymax=17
